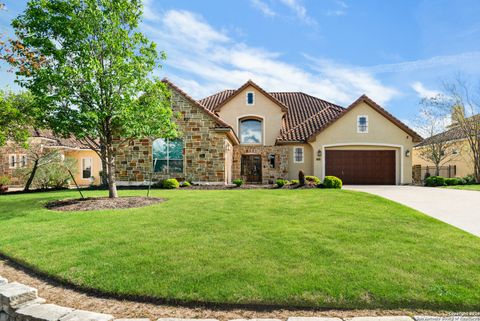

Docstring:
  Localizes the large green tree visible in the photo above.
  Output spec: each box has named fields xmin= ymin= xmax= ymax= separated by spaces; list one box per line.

xmin=0 ymin=90 xmax=34 ymax=147
xmin=9 ymin=0 xmax=176 ymax=197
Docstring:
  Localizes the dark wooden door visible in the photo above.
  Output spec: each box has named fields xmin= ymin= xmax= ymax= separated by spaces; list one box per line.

xmin=325 ymin=150 xmax=396 ymax=185
xmin=241 ymin=155 xmax=262 ymax=183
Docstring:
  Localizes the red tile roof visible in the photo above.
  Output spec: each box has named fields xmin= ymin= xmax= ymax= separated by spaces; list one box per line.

xmin=199 ymin=89 xmax=345 ymax=142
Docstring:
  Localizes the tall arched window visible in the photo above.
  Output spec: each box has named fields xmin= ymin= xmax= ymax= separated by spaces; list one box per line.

xmin=152 ymin=138 xmax=184 ymax=173
xmin=239 ymin=119 xmax=262 ymax=144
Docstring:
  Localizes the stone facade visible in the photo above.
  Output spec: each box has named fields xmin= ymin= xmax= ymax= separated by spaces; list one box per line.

xmin=233 ymin=145 xmax=289 ymax=184
xmin=114 ymin=88 xmax=231 ymax=184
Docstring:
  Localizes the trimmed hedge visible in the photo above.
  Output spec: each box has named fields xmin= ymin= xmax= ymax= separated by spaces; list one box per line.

xmin=163 ymin=178 xmax=180 ymax=189
xmin=305 ymin=175 xmax=320 ymax=185
xmin=180 ymin=181 xmax=191 ymax=187
xmin=276 ymin=179 xmax=289 ymax=187
xmin=323 ymin=176 xmax=342 ymax=189
xmin=425 ymin=176 xmax=446 ymax=187
xmin=232 ymin=179 xmax=243 ymax=187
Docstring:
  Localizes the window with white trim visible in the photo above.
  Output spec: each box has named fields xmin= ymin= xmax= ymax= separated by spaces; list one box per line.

xmin=81 ymin=157 xmax=93 ymax=179
xmin=8 ymin=154 xmax=16 ymax=169
xmin=152 ymin=138 xmax=184 ymax=173
xmin=293 ymin=146 xmax=304 ymax=163
xmin=19 ymin=154 xmax=27 ymax=167
xmin=246 ymin=92 xmax=255 ymax=105
xmin=239 ymin=118 xmax=262 ymax=144
xmin=357 ymin=115 xmax=368 ymax=133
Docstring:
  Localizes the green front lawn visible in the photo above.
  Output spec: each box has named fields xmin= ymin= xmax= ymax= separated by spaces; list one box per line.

xmin=445 ymin=184 xmax=480 ymax=191
xmin=0 ymin=189 xmax=479 ymax=310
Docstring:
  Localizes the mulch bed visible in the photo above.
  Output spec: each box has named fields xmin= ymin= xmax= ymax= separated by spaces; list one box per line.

xmin=45 ymin=197 xmax=165 ymax=211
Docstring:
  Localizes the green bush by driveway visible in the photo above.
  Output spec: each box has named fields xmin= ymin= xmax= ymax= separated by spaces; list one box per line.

xmin=0 ymin=189 xmax=479 ymax=310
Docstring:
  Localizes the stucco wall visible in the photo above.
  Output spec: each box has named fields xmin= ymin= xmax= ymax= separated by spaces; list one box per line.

xmin=114 ymin=87 xmax=230 ymax=184
xmin=286 ymin=144 xmax=314 ymax=180
xmin=217 ymin=85 xmax=284 ymax=146
xmin=64 ymin=149 xmax=102 ymax=186
xmin=310 ymin=101 xmax=416 ymax=184
xmin=412 ymin=139 xmax=474 ymax=178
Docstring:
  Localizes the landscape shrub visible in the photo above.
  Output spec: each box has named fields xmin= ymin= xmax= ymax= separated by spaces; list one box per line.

xmin=323 ymin=176 xmax=342 ymax=189
xmin=464 ymin=175 xmax=476 ymax=185
xmin=0 ymin=176 xmax=9 ymax=193
xmin=162 ymin=178 xmax=180 ymax=189
xmin=305 ymin=175 xmax=321 ymax=185
xmin=232 ymin=179 xmax=243 ymax=187
xmin=424 ymin=176 xmax=446 ymax=187
xmin=32 ymin=158 xmax=77 ymax=189
xmin=298 ymin=170 xmax=305 ymax=186
xmin=276 ymin=179 xmax=288 ymax=187
xmin=0 ymin=176 xmax=9 ymax=186
xmin=180 ymin=181 xmax=191 ymax=187
xmin=445 ymin=178 xmax=461 ymax=186
xmin=290 ymin=179 xmax=299 ymax=185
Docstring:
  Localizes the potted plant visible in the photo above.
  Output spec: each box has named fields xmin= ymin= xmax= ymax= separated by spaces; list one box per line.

xmin=0 ymin=176 xmax=10 ymax=194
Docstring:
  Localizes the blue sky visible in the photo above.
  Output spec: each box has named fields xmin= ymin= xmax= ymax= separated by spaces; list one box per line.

xmin=2 ymin=0 xmax=480 ymax=125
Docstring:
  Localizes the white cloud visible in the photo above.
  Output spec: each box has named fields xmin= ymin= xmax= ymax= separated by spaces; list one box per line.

xmin=278 ymin=0 xmax=317 ymax=25
xmin=411 ymin=81 xmax=441 ymax=99
xmin=142 ymin=9 xmax=398 ymax=106
xmin=362 ymin=52 xmax=480 ymax=74
xmin=250 ymin=0 xmax=276 ymax=17
xmin=142 ymin=0 xmax=160 ymax=22
xmin=327 ymin=0 xmax=348 ymax=16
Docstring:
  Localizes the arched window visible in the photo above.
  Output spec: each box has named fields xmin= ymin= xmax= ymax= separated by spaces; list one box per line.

xmin=152 ymin=138 xmax=184 ymax=173
xmin=239 ymin=119 xmax=262 ymax=144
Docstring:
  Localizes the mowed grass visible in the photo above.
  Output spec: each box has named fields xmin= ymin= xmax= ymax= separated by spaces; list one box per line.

xmin=0 ymin=189 xmax=479 ymax=311
xmin=445 ymin=184 xmax=480 ymax=191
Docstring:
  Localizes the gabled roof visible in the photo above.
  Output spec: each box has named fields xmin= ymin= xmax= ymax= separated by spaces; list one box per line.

xmin=162 ymin=78 xmax=239 ymax=145
xmin=210 ymin=80 xmax=289 ymax=113
xmin=29 ymin=128 xmax=91 ymax=149
xmin=415 ymin=114 xmax=479 ymax=147
xmin=200 ymin=89 xmax=345 ymax=142
xmin=306 ymin=94 xmax=423 ymax=143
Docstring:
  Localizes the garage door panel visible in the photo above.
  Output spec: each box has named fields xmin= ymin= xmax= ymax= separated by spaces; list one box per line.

xmin=325 ymin=150 xmax=396 ymax=185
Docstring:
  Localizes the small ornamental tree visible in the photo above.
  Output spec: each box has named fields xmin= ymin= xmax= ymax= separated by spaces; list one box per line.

xmin=9 ymin=0 xmax=177 ymax=198
xmin=0 ymin=90 xmax=35 ymax=147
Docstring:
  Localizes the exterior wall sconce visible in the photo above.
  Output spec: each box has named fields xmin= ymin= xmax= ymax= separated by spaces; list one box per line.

xmin=405 ymin=149 xmax=410 ymax=157
xmin=316 ymin=149 xmax=322 ymax=161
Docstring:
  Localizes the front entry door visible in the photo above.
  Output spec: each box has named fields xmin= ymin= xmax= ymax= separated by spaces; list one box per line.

xmin=241 ymin=155 xmax=262 ymax=183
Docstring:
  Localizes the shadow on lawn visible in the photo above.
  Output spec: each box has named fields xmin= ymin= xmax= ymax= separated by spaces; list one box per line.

xmin=0 ymin=252 xmax=477 ymax=312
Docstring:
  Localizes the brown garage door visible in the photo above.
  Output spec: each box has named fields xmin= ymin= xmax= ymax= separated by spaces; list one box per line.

xmin=325 ymin=150 xmax=396 ymax=185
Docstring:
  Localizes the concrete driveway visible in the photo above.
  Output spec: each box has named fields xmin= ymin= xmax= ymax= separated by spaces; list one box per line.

xmin=344 ymin=185 xmax=480 ymax=237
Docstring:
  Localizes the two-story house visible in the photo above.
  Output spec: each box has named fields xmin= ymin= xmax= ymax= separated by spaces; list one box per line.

xmin=114 ymin=79 xmax=422 ymax=185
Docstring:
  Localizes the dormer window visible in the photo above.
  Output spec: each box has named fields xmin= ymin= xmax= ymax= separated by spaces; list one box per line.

xmin=246 ymin=92 xmax=255 ymax=105
xmin=357 ymin=115 xmax=368 ymax=133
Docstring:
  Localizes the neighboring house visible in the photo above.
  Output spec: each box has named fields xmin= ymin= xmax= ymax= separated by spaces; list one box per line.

xmin=413 ymin=122 xmax=476 ymax=178
xmin=115 ymin=79 xmax=422 ymax=185
xmin=0 ymin=129 xmax=102 ymax=187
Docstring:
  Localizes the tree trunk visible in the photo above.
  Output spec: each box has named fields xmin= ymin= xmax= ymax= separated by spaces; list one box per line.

xmin=106 ymin=146 xmax=118 ymax=198
xmin=435 ymin=164 xmax=440 ymax=176
xmin=23 ymin=159 xmax=39 ymax=191
xmin=100 ymin=144 xmax=108 ymax=187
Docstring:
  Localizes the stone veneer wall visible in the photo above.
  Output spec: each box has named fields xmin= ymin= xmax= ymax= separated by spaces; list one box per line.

xmin=114 ymin=88 xmax=229 ymax=184
xmin=233 ymin=145 xmax=289 ymax=184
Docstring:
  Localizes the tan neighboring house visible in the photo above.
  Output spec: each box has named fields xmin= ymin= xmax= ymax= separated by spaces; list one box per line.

xmin=114 ymin=79 xmax=422 ymax=185
xmin=0 ymin=129 xmax=102 ymax=187
xmin=413 ymin=123 xmax=476 ymax=178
